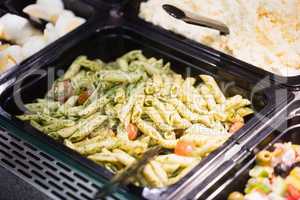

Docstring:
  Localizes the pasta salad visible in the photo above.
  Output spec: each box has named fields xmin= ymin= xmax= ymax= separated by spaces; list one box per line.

xmin=17 ymin=50 xmax=253 ymax=187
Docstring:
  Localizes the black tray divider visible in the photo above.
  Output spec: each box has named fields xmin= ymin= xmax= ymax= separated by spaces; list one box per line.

xmin=199 ymin=151 xmax=253 ymax=200
xmin=85 ymin=0 xmax=130 ymax=9
xmin=237 ymin=93 xmax=298 ymax=150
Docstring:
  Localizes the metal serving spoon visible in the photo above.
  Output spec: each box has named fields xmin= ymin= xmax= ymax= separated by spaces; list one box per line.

xmin=162 ymin=4 xmax=230 ymax=35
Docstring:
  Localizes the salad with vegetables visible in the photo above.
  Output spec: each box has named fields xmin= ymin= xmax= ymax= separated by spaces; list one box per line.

xmin=17 ymin=50 xmax=253 ymax=187
xmin=228 ymin=143 xmax=300 ymax=200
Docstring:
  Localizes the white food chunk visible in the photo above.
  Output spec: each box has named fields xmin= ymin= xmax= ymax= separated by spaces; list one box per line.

xmin=0 ymin=13 xmax=40 ymax=45
xmin=55 ymin=11 xmax=86 ymax=37
xmin=282 ymin=149 xmax=296 ymax=167
xmin=44 ymin=23 xmax=59 ymax=44
xmin=23 ymin=0 xmax=64 ymax=23
xmin=0 ymin=45 xmax=24 ymax=72
xmin=0 ymin=45 xmax=24 ymax=63
xmin=22 ymin=36 xmax=46 ymax=57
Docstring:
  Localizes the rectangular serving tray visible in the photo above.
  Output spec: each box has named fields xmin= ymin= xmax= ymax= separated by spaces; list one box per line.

xmin=0 ymin=0 xmax=98 ymax=84
xmin=123 ymin=0 xmax=300 ymax=89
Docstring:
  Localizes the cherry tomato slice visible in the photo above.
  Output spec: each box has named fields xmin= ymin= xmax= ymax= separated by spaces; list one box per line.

xmin=287 ymin=184 xmax=300 ymax=199
xmin=175 ymin=140 xmax=195 ymax=156
xmin=229 ymin=121 xmax=244 ymax=134
xmin=78 ymin=90 xmax=92 ymax=105
xmin=127 ymin=123 xmax=138 ymax=140
xmin=286 ymin=196 xmax=297 ymax=200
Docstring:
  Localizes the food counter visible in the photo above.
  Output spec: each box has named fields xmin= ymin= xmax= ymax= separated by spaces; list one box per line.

xmin=0 ymin=1 xmax=299 ymax=200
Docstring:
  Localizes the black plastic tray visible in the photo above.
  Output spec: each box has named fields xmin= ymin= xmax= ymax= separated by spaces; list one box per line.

xmin=122 ymin=0 xmax=300 ymax=89
xmin=0 ymin=16 xmax=291 ymax=199
xmin=0 ymin=0 xmax=97 ymax=84
xmin=186 ymin=99 xmax=300 ymax=200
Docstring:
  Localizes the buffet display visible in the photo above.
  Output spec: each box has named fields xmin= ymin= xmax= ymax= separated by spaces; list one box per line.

xmin=0 ymin=0 xmax=298 ymax=200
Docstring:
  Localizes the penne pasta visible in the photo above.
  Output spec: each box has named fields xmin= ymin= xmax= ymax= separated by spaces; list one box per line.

xmin=143 ymin=107 xmax=174 ymax=132
xmin=199 ymin=75 xmax=226 ymax=104
xmin=18 ymin=50 xmax=253 ymax=188
xmin=69 ymin=114 xmax=107 ymax=142
xmin=131 ymin=94 xmax=145 ymax=123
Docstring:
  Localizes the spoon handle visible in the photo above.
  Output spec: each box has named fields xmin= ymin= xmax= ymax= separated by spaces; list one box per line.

xmin=163 ymin=4 xmax=230 ymax=35
xmin=184 ymin=13 xmax=230 ymax=35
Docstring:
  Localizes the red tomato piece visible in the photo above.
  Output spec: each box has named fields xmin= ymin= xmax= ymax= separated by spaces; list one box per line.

xmin=78 ymin=90 xmax=92 ymax=105
xmin=127 ymin=123 xmax=138 ymax=140
xmin=286 ymin=195 xmax=297 ymax=200
xmin=174 ymin=140 xmax=195 ymax=156
xmin=287 ymin=184 xmax=300 ymax=200
xmin=229 ymin=121 xmax=244 ymax=134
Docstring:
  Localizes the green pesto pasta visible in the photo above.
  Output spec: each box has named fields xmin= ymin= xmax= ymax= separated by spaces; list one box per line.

xmin=17 ymin=50 xmax=253 ymax=188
